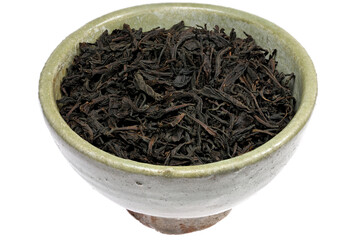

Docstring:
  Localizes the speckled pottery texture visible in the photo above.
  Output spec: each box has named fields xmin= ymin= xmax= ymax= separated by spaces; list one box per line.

xmin=39 ymin=3 xmax=317 ymax=234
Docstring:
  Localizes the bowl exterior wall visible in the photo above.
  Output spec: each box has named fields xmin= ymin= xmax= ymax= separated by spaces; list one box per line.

xmin=46 ymin=117 xmax=302 ymax=218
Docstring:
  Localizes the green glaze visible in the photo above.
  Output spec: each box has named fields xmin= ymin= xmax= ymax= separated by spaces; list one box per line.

xmin=39 ymin=3 xmax=317 ymax=178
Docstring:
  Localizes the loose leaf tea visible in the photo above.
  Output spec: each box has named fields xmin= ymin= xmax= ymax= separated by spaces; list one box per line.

xmin=57 ymin=21 xmax=296 ymax=166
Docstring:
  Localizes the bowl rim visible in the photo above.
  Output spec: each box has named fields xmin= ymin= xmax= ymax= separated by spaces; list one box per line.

xmin=38 ymin=3 xmax=317 ymax=178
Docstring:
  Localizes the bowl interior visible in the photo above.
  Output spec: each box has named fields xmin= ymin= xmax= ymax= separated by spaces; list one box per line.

xmin=40 ymin=3 xmax=316 ymax=177
xmin=52 ymin=5 xmax=303 ymax=107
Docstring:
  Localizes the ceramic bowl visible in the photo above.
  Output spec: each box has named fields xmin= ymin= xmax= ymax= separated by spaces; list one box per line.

xmin=39 ymin=3 xmax=317 ymax=234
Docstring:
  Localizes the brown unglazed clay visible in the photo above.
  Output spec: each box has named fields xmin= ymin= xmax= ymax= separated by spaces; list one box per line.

xmin=127 ymin=209 xmax=231 ymax=234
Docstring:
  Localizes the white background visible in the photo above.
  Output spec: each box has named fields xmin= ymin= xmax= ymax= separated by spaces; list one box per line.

xmin=1 ymin=0 xmax=359 ymax=239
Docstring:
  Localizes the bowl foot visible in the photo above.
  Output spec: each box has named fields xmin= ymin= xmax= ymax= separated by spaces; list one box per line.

xmin=127 ymin=209 xmax=231 ymax=234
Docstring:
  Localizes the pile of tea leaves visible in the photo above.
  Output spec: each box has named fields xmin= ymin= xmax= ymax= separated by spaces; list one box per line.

xmin=57 ymin=21 xmax=296 ymax=166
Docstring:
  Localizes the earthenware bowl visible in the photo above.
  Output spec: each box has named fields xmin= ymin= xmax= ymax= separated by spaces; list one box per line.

xmin=39 ymin=3 xmax=317 ymax=234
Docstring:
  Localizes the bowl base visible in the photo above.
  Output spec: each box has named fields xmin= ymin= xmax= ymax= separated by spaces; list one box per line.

xmin=127 ymin=209 xmax=231 ymax=234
